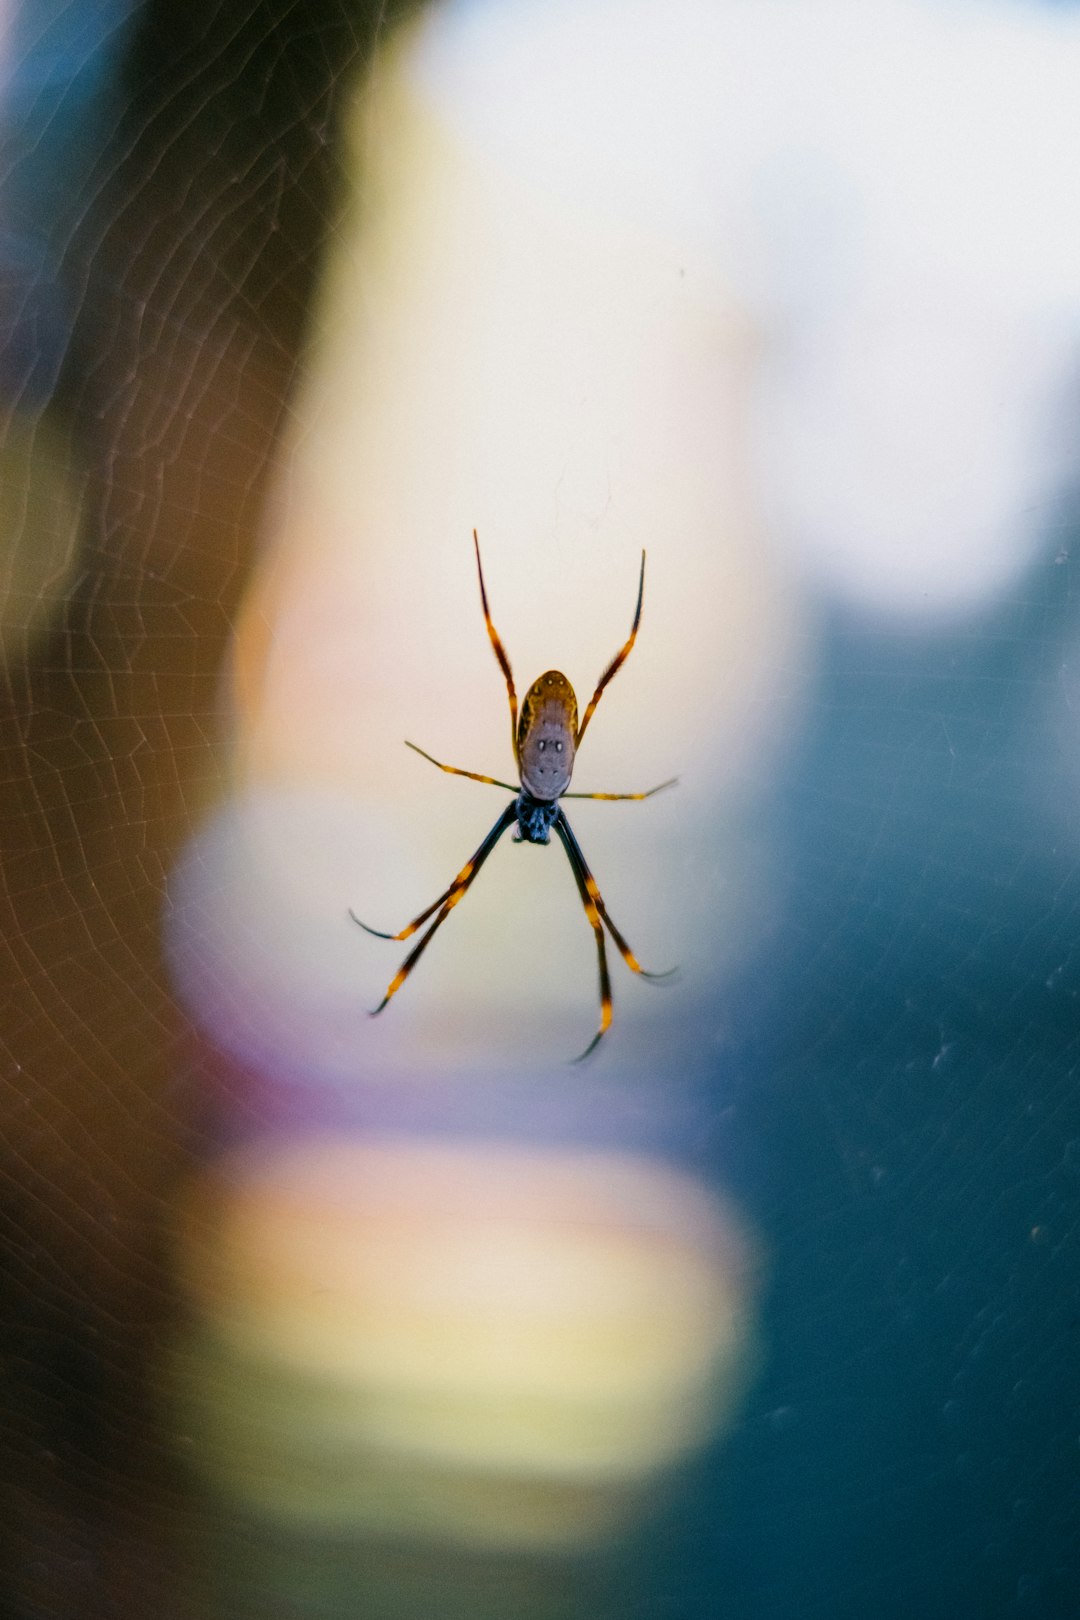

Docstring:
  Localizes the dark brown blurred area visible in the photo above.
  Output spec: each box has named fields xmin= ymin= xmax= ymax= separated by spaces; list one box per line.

xmin=0 ymin=3 xmax=394 ymax=1612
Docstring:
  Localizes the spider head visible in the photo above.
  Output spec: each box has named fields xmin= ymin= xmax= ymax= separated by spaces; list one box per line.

xmin=514 ymin=793 xmax=559 ymax=844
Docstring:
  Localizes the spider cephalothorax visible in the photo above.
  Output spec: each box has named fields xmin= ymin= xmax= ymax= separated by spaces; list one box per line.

xmin=514 ymin=792 xmax=561 ymax=845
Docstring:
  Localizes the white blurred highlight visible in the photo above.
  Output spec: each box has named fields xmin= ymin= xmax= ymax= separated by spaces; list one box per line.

xmin=173 ymin=1137 xmax=758 ymax=1547
xmin=164 ymin=786 xmax=405 ymax=1085
xmin=759 ymin=294 xmax=1075 ymax=617
xmin=408 ymin=0 xmax=1080 ymax=620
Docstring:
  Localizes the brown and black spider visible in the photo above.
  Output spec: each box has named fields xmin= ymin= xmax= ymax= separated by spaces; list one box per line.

xmin=351 ymin=532 xmax=675 ymax=1058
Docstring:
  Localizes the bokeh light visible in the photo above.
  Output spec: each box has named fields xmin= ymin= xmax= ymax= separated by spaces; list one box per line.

xmin=172 ymin=1137 xmax=757 ymax=1556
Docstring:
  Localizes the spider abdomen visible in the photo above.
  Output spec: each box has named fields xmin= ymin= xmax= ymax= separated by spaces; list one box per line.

xmin=517 ymin=670 xmax=577 ymax=800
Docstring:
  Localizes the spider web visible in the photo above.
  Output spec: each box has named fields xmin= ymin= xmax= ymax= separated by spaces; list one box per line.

xmin=1 ymin=2 xmax=1078 ymax=1618
xmin=0 ymin=0 xmax=397 ymax=1612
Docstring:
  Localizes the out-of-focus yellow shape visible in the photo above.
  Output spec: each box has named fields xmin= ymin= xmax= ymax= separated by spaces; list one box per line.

xmin=172 ymin=1135 xmax=759 ymax=1549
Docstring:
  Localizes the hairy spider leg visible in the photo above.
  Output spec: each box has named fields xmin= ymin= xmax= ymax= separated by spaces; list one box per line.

xmin=473 ymin=530 xmax=519 ymax=766
xmin=575 ymin=549 xmax=646 ymax=748
xmin=404 ymin=740 xmax=518 ymax=792
xmin=556 ymin=808 xmax=673 ymax=984
xmin=563 ymin=776 xmax=678 ymax=801
xmin=554 ymin=815 xmax=613 ymax=1061
xmin=351 ymin=804 xmax=517 ymax=1014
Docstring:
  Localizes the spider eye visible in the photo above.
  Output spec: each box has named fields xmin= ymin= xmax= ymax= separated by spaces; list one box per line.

xmin=537 ymin=739 xmax=546 ymax=752
xmin=554 ymin=740 xmax=563 ymax=752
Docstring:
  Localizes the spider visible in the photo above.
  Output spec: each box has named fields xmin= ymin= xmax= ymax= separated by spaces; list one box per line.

xmin=351 ymin=531 xmax=676 ymax=1059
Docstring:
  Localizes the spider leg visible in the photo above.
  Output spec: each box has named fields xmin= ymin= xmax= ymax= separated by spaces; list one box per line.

xmin=404 ymin=740 xmax=518 ymax=792
xmin=350 ymin=801 xmax=516 ymax=1013
xmin=575 ymin=549 xmax=645 ymax=749
xmin=563 ymin=776 xmax=678 ymax=801
xmin=554 ymin=815 xmax=612 ymax=1062
xmin=473 ymin=530 xmax=519 ymax=767
xmin=557 ymin=809 xmax=674 ymax=981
